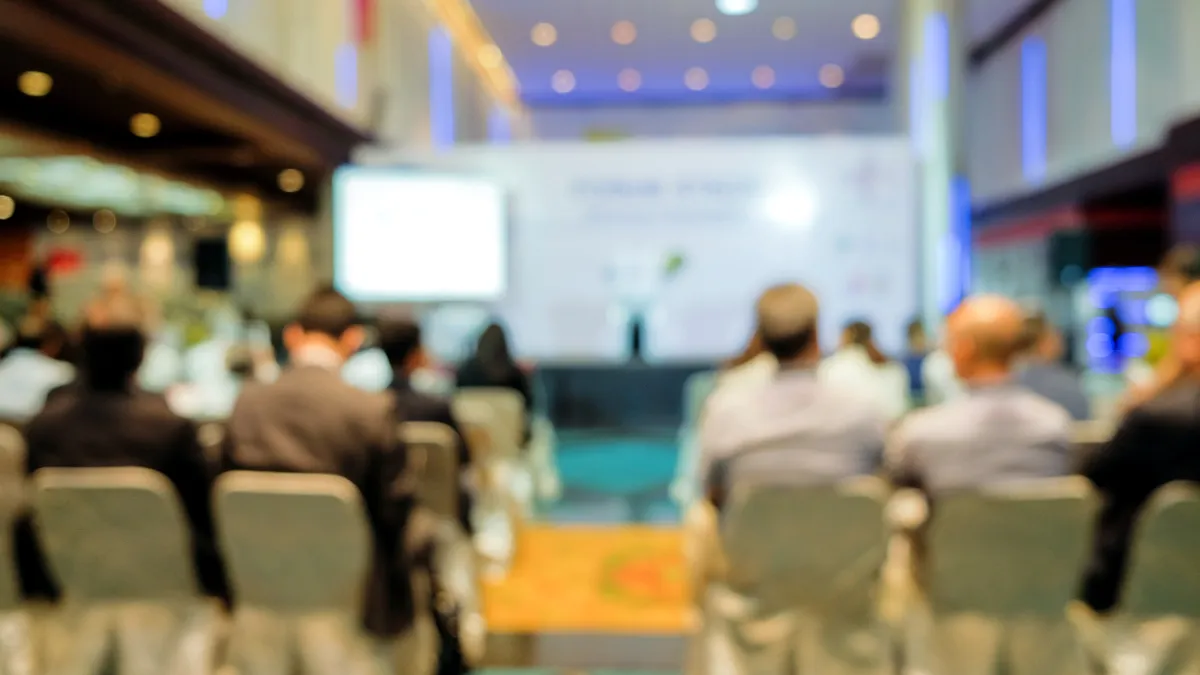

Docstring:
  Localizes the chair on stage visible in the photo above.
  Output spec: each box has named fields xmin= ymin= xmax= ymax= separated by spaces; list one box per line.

xmin=215 ymin=471 xmax=434 ymax=675
xmin=0 ymin=423 xmax=32 ymax=675
xmin=688 ymin=478 xmax=893 ymax=675
xmin=400 ymin=422 xmax=461 ymax=522
xmin=915 ymin=477 xmax=1097 ymax=675
xmin=670 ymin=371 xmax=716 ymax=508
xmin=32 ymin=467 xmax=224 ymax=675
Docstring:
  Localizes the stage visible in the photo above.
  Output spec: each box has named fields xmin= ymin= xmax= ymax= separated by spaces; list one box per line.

xmin=536 ymin=362 xmax=713 ymax=431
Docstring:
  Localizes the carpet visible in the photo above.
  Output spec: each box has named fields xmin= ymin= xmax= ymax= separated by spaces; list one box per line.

xmin=483 ymin=526 xmax=691 ymax=634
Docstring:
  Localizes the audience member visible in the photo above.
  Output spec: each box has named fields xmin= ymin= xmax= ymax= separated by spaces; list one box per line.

xmin=889 ymin=295 xmax=1073 ymax=493
xmin=698 ymin=284 xmax=886 ymax=508
xmin=1015 ymin=311 xmax=1090 ymax=421
xmin=18 ymin=294 xmax=226 ymax=601
xmin=1080 ymin=281 xmax=1200 ymax=613
xmin=221 ymin=287 xmax=415 ymax=637
xmin=902 ymin=318 xmax=928 ymax=395
xmin=819 ymin=319 xmax=910 ymax=421
xmin=0 ymin=315 xmax=73 ymax=420
xmin=343 ymin=326 xmax=393 ymax=392
xmin=456 ymin=323 xmax=533 ymax=440
xmin=1122 ymin=245 xmax=1200 ymax=409
xmin=715 ymin=328 xmax=777 ymax=393
xmin=921 ymin=345 xmax=964 ymax=406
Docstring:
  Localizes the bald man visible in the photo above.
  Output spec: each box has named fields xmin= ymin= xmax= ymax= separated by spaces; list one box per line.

xmin=1081 ymin=281 xmax=1200 ymax=613
xmin=697 ymin=283 xmax=886 ymax=506
xmin=888 ymin=295 xmax=1073 ymax=493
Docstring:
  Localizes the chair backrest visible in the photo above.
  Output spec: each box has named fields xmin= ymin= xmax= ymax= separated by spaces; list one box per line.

xmin=401 ymin=422 xmax=460 ymax=520
xmin=214 ymin=471 xmax=370 ymax=613
xmin=926 ymin=477 xmax=1096 ymax=618
xmin=682 ymin=371 xmax=717 ymax=428
xmin=0 ymin=424 xmax=25 ymax=610
xmin=454 ymin=388 xmax=524 ymax=455
xmin=721 ymin=477 xmax=890 ymax=616
xmin=32 ymin=467 xmax=199 ymax=602
xmin=1122 ymin=482 xmax=1200 ymax=617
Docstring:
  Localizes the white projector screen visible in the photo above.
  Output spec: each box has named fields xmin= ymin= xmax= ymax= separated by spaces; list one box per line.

xmin=333 ymin=169 xmax=507 ymax=302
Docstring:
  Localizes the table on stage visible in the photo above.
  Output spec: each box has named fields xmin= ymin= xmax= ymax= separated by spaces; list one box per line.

xmin=536 ymin=361 xmax=714 ymax=431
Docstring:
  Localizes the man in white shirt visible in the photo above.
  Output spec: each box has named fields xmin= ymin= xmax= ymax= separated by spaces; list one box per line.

xmin=0 ymin=317 xmax=74 ymax=420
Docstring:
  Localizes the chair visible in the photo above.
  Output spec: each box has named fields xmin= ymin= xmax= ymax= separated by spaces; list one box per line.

xmin=918 ymin=477 xmax=1098 ymax=675
xmin=450 ymin=402 xmax=519 ymax=572
xmin=0 ymin=424 xmax=31 ymax=674
xmin=690 ymin=478 xmax=892 ymax=675
xmin=400 ymin=422 xmax=460 ymax=521
xmin=32 ymin=467 xmax=222 ymax=675
xmin=453 ymin=388 xmax=525 ymax=459
xmin=215 ymin=471 xmax=430 ymax=675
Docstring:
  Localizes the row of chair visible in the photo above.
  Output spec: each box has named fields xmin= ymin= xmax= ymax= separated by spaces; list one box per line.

xmin=688 ymin=477 xmax=1200 ymax=675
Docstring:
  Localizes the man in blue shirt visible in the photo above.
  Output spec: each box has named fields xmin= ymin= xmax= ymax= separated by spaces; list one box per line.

xmin=0 ymin=316 xmax=73 ymax=421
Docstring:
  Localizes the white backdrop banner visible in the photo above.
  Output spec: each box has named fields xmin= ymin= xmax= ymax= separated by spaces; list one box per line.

xmin=359 ymin=137 xmax=918 ymax=363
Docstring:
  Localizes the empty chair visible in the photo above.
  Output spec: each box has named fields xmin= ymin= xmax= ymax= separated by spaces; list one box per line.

xmin=32 ymin=467 xmax=223 ymax=675
xmin=691 ymin=478 xmax=892 ymax=675
xmin=401 ymin=423 xmax=460 ymax=522
xmin=450 ymin=400 xmax=519 ymax=572
xmin=454 ymin=388 xmax=525 ymax=459
xmin=918 ymin=477 xmax=1097 ymax=675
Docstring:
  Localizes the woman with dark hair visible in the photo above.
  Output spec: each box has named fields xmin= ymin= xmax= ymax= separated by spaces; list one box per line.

xmin=456 ymin=322 xmax=534 ymax=422
xmin=819 ymin=319 xmax=910 ymax=421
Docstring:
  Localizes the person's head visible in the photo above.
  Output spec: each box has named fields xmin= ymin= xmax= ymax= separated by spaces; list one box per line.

xmin=474 ymin=322 xmax=514 ymax=372
xmin=906 ymin=319 xmax=927 ymax=353
xmin=283 ymin=286 xmax=363 ymax=361
xmin=378 ymin=313 xmax=427 ymax=377
xmin=1018 ymin=311 xmax=1063 ymax=363
xmin=14 ymin=315 xmax=67 ymax=360
xmin=1172 ymin=282 xmax=1200 ymax=373
xmin=725 ymin=328 xmax=766 ymax=369
xmin=755 ymin=283 xmax=820 ymax=365
xmin=80 ymin=294 xmax=147 ymax=391
xmin=841 ymin=319 xmax=888 ymax=365
xmin=1159 ymin=245 xmax=1200 ymax=299
xmin=945 ymin=294 xmax=1025 ymax=383
xmin=225 ymin=344 xmax=255 ymax=380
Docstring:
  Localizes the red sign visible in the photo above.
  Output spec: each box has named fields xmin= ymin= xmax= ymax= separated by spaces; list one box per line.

xmin=45 ymin=247 xmax=83 ymax=277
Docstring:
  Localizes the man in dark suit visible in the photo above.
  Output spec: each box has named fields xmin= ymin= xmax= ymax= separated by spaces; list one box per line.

xmin=222 ymin=287 xmax=414 ymax=639
xmin=1082 ymin=281 xmax=1200 ymax=613
xmin=19 ymin=294 xmax=226 ymax=601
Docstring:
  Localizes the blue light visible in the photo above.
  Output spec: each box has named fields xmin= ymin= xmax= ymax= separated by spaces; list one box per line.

xmin=716 ymin=0 xmax=757 ymax=16
xmin=1021 ymin=36 xmax=1047 ymax=182
xmin=1087 ymin=333 xmax=1115 ymax=359
xmin=429 ymin=27 xmax=455 ymax=149
xmin=909 ymin=59 xmax=926 ymax=155
xmin=1110 ymin=0 xmax=1137 ymax=148
xmin=923 ymin=13 xmax=949 ymax=101
xmin=335 ymin=44 xmax=358 ymax=109
xmin=1119 ymin=332 xmax=1149 ymax=358
xmin=488 ymin=107 xmax=511 ymax=144
xmin=1089 ymin=316 xmax=1116 ymax=335
xmin=203 ymin=0 xmax=227 ymax=19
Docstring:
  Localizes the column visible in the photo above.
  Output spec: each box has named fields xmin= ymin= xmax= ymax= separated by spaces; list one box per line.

xmin=897 ymin=0 xmax=969 ymax=330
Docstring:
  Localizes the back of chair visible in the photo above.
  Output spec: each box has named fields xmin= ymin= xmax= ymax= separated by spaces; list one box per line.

xmin=454 ymin=388 xmax=524 ymax=455
xmin=33 ymin=467 xmax=199 ymax=602
xmin=215 ymin=472 xmax=370 ymax=613
xmin=0 ymin=424 xmax=24 ymax=610
xmin=682 ymin=371 xmax=717 ymax=428
xmin=926 ymin=477 xmax=1096 ymax=617
xmin=721 ymin=477 xmax=890 ymax=616
xmin=1122 ymin=482 xmax=1200 ymax=618
xmin=401 ymin=422 xmax=460 ymax=520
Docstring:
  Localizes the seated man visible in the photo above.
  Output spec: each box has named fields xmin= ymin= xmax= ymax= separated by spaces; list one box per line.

xmin=0 ymin=316 xmax=73 ymax=421
xmin=1081 ymin=281 xmax=1200 ymax=613
xmin=889 ymin=295 xmax=1073 ymax=494
xmin=1015 ymin=311 xmax=1090 ymax=421
xmin=698 ymin=283 xmax=887 ymax=508
xmin=19 ymin=295 xmax=225 ymax=601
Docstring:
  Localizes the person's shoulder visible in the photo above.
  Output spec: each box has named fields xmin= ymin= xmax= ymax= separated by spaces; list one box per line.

xmin=1013 ymin=388 xmax=1074 ymax=428
xmin=1136 ymin=381 xmax=1200 ymax=425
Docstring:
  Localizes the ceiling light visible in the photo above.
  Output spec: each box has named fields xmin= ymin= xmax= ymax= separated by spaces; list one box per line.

xmin=618 ymin=68 xmax=642 ymax=92
xmin=531 ymin=22 xmax=557 ymax=47
xmin=47 ymin=209 xmax=69 ymax=234
xmin=611 ymin=20 xmax=637 ymax=45
xmin=93 ymin=209 xmax=117 ymax=234
xmin=685 ymin=67 xmax=709 ymax=91
xmin=278 ymin=169 xmax=305 ymax=193
xmin=18 ymin=71 xmax=52 ymax=97
xmin=752 ymin=65 xmax=775 ymax=89
xmin=819 ymin=64 xmax=845 ymax=89
xmin=852 ymin=13 xmax=881 ymax=40
xmin=203 ymin=0 xmax=228 ymax=19
xmin=0 ymin=196 xmax=13 ymax=220
xmin=130 ymin=113 xmax=161 ymax=138
xmin=551 ymin=69 xmax=576 ymax=94
xmin=716 ymin=0 xmax=757 ymax=16
xmin=478 ymin=44 xmax=503 ymax=69
xmin=772 ymin=17 xmax=796 ymax=40
xmin=691 ymin=18 xmax=717 ymax=43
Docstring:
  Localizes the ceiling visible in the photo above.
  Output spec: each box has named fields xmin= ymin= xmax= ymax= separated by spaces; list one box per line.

xmin=471 ymin=0 xmax=1036 ymax=105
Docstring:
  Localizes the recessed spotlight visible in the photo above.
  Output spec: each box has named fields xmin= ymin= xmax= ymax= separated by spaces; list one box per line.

xmin=478 ymin=44 xmax=503 ymax=68
xmin=130 ymin=113 xmax=161 ymax=138
xmin=47 ymin=209 xmax=69 ymax=234
xmin=819 ymin=64 xmax=845 ymax=89
xmin=93 ymin=209 xmax=117 ymax=234
xmin=0 ymin=195 xmax=13 ymax=220
xmin=716 ymin=0 xmax=757 ymax=16
xmin=532 ymin=22 xmax=557 ymax=47
xmin=618 ymin=68 xmax=642 ymax=92
xmin=278 ymin=169 xmax=305 ymax=193
xmin=685 ymin=67 xmax=709 ymax=91
xmin=612 ymin=20 xmax=637 ymax=45
xmin=752 ymin=65 xmax=775 ymax=89
xmin=772 ymin=17 xmax=796 ymax=40
xmin=18 ymin=71 xmax=52 ymax=97
xmin=852 ymin=13 xmax=881 ymax=40
xmin=551 ymin=69 xmax=576 ymax=94
xmin=691 ymin=18 xmax=717 ymax=43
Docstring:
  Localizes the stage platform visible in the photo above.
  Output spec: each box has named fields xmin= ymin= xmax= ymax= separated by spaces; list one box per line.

xmin=537 ymin=362 xmax=713 ymax=431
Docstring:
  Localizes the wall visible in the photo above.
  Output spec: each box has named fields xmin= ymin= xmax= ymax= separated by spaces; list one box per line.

xmin=528 ymin=100 xmax=896 ymax=140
